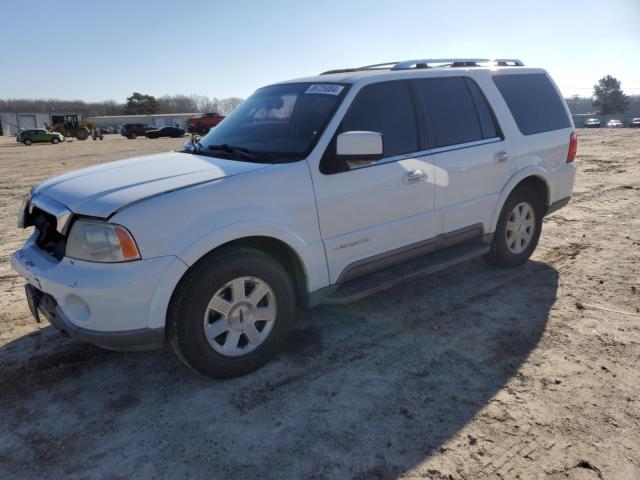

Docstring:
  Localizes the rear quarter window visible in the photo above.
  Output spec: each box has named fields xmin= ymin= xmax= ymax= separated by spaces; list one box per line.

xmin=493 ymin=73 xmax=570 ymax=135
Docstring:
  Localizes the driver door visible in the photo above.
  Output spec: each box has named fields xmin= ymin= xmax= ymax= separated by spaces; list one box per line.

xmin=310 ymin=81 xmax=438 ymax=283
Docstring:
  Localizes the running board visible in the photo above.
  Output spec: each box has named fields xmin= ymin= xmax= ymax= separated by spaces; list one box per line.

xmin=323 ymin=241 xmax=490 ymax=304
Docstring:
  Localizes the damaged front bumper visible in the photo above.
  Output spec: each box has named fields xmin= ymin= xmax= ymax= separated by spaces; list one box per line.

xmin=11 ymin=238 xmax=188 ymax=351
xmin=23 ymin=283 xmax=164 ymax=351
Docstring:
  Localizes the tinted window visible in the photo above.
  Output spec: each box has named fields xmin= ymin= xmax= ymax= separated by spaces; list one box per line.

xmin=340 ymin=81 xmax=418 ymax=158
xmin=415 ymin=77 xmax=483 ymax=147
xmin=465 ymin=78 xmax=499 ymax=139
xmin=493 ymin=73 xmax=570 ymax=135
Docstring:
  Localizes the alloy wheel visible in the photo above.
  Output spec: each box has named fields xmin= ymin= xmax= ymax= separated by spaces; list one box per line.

xmin=506 ymin=202 xmax=536 ymax=254
xmin=202 ymin=276 xmax=277 ymax=357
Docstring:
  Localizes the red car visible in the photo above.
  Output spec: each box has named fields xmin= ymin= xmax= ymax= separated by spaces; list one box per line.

xmin=187 ymin=113 xmax=225 ymax=134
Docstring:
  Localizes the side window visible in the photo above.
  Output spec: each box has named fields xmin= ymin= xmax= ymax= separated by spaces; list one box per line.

xmin=493 ymin=73 xmax=570 ymax=135
xmin=464 ymin=78 xmax=500 ymax=139
xmin=321 ymin=81 xmax=418 ymax=174
xmin=414 ymin=77 xmax=486 ymax=148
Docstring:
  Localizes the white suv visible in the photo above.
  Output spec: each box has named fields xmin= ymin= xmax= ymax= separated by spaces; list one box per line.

xmin=12 ymin=58 xmax=577 ymax=378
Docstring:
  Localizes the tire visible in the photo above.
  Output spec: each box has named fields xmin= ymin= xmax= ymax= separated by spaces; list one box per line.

xmin=51 ymin=137 xmax=60 ymax=144
xmin=168 ymin=248 xmax=295 ymax=378
xmin=484 ymin=185 xmax=543 ymax=267
xmin=128 ymin=132 xmax=137 ymax=139
xmin=24 ymin=139 xmax=32 ymax=145
xmin=75 ymin=128 xmax=89 ymax=140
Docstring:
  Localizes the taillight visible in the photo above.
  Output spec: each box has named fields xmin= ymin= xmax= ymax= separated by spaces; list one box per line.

xmin=567 ymin=132 xmax=577 ymax=163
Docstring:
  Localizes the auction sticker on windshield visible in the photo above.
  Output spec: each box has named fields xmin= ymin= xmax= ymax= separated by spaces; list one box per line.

xmin=305 ymin=84 xmax=344 ymax=95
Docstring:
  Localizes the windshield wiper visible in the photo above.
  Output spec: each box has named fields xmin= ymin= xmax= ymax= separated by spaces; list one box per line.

xmin=207 ymin=144 xmax=256 ymax=161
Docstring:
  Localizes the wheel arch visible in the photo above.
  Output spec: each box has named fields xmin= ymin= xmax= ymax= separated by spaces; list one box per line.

xmin=168 ymin=235 xmax=311 ymax=326
xmin=517 ymin=175 xmax=549 ymax=210
xmin=490 ymin=169 xmax=551 ymax=232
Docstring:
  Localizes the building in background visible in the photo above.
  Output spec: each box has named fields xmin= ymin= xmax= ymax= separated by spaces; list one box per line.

xmin=88 ymin=113 xmax=200 ymax=132
xmin=0 ymin=112 xmax=86 ymax=136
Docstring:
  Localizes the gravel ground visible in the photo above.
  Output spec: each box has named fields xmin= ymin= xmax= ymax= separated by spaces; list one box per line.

xmin=0 ymin=130 xmax=639 ymax=479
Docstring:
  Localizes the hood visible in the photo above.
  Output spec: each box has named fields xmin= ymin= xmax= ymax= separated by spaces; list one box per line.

xmin=34 ymin=151 xmax=269 ymax=218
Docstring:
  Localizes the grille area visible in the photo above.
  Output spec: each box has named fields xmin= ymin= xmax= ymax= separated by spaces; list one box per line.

xmin=31 ymin=207 xmax=66 ymax=260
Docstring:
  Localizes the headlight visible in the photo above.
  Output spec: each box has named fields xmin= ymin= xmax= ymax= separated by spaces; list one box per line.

xmin=66 ymin=219 xmax=140 ymax=262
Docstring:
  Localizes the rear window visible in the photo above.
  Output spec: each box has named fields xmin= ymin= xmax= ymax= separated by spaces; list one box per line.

xmin=493 ymin=73 xmax=570 ymax=135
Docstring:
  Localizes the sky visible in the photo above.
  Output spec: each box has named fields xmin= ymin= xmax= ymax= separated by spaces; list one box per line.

xmin=1 ymin=0 xmax=639 ymax=102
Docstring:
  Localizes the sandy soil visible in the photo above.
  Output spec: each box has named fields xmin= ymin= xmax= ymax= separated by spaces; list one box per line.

xmin=0 ymin=130 xmax=638 ymax=479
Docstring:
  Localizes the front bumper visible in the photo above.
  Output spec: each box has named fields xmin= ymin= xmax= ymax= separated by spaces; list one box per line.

xmin=11 ymin=238 xmax=188 ymax=351
xmin=26 ymin=284 xmax=164 ymax=351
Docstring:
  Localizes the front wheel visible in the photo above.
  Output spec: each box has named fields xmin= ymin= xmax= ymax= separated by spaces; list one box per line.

xmin=484 ymin=186 xmax=543 ymax=267
xmin=168 ymin=248 xmax=295 ymax=378
xmin=128 ymin=132 xmax=137 ymax=139
xmin=23 ymin=139 xmax=32 ymax=145
xmin=51 ymin=137 xmax=60 ymax=144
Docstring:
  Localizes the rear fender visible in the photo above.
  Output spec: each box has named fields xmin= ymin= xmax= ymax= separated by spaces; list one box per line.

xmin=489 ymin=166 xmax=550 ymax=233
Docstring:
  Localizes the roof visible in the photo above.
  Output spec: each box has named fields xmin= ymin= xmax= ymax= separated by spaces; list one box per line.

xmin=273 ymin=58 xmax=531 ymax=86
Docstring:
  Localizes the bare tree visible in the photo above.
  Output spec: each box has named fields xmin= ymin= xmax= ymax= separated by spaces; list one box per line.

xmin=0 ymin=94 xmax=244 ymax=116
xmin=217 ymin=97 xmax=244 ymax=115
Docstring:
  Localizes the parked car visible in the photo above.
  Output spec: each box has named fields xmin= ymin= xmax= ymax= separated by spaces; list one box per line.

xmin=607 ymin=119 xmax=623 ymax=128
xmin=145 ymin=126 xmax=186 ymax=138
xmin=17 ymin=129 xmax=65 ymax=145
xmin=187 ymin=112 xmax=225 ymax=135
xmin=12 ymin=58 xmax=576 ymax=379
xmin=585 ymin=118 xmax=600 ymax=128
xmin=120 ymin=123 xmax=155 ymax=139
xmin=630 ymin=118 xmax=640 ymax=128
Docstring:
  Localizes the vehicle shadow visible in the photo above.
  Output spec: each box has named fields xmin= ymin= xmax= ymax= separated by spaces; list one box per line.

xmin=0 ymin=259 xmax=557 ymax=479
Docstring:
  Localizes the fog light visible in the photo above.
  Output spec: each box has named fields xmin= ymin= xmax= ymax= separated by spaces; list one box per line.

xmin=63 ymin=295 xmax=91 ymax=323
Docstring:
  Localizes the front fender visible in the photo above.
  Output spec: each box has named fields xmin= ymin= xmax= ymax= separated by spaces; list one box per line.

xmin=489 ymin=166 xmax=550 ymax=233
xmin=177 ymin=222 xmax=329 ymax=292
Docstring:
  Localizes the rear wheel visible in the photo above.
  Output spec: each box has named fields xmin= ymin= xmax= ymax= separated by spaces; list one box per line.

xmin=485 ymin=186 xmax=543 ymax=267
xmin=168 ymin=248 xmax=295 ymax=378
xmin=128 ymin=132 xmax=137 ymax=139
xmin=24 ymin=139 xmax=32 ymax=145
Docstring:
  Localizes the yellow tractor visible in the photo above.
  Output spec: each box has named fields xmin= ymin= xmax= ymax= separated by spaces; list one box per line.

xmin=51 ymin=114 xmax=90 ymax=140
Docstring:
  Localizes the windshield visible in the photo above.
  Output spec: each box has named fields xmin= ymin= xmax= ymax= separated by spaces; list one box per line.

xmin=197 ymin=82 xmax=348 ymax=162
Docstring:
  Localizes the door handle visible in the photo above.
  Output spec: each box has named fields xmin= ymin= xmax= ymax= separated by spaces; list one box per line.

xmin=403 ymin=169 xmax=427 ymax=184
xmin=495 ymin=151 xmax=510 ymax=162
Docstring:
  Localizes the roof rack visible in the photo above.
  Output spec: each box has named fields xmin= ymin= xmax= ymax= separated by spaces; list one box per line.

xmin=320 ymin=58 xmax=524 ymax=75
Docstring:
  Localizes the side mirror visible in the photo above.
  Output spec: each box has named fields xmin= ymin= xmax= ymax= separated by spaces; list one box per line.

xmin=336 ymin=131 xmax=383 ymax=158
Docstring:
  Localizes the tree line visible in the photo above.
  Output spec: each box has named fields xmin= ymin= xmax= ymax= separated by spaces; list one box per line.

xmin=0 ymin=93 xmax=244 ymax=117
xmin=0 ymin=76 xmax=636 ymax=117
xmin=565 ymin=75 xmax=638 ymax=116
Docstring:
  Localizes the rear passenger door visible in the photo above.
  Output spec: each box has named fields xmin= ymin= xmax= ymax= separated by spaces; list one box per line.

xmin=313 ymin=80 xmax=439 ymax=283
xmin=34 ymin=130 xmax=48 ymax=142
xmin=413 ymin=77 xmax=515 ymax=234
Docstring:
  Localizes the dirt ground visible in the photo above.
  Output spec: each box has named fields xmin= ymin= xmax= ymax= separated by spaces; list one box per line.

xmin=0 ymin=130 xmax=638 ymax=479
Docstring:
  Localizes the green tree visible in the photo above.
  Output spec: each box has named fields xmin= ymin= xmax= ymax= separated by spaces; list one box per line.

xmin=125 ymin=92 xmax=159 ymax=115
xmin=593 ymin=75 xmax=629 ymax=114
